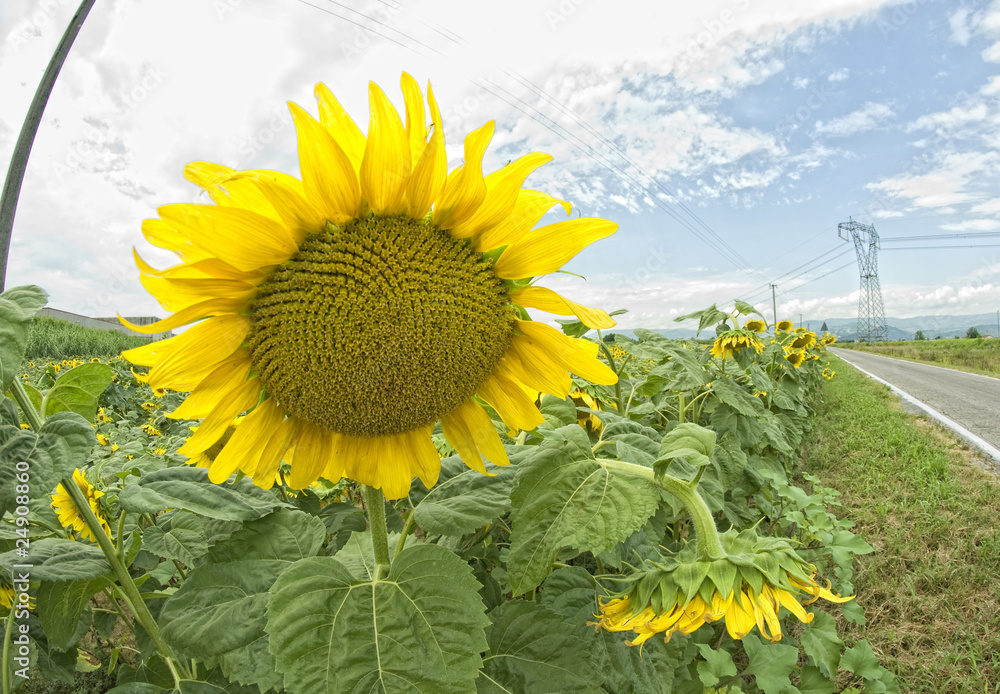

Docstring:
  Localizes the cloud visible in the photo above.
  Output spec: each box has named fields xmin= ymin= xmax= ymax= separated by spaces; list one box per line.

xmin=939 ymin=218 xmax=1000 ymax=231
xmin=949 ymin=7 xmax=972 ymax=45
xmin=814 ymin=101 xmax=895 ymax=137
xmin=827 ymin=68 xmax=849 ymax=81
xmin=867 ymin=152 xmax=1000 ymax=208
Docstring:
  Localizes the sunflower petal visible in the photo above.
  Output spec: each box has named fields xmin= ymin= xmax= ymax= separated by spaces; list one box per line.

xmin=433 ymin=122 xmax=494 ymax=231
xmin=401 ymin=72 xmax=427 ymax=164
xmin=177 ymin=376 xmax=261 ymax=456
xmin=133 ymin=250 xmax=255 ymax=282
xmin=118 ymin=298 xmax=248 ymax=335
xmin=158 ymin=205 xmax=298 ymax=272
xmin=510 ymin=286 xmax=616 ymax=329
xmin=475 ymin=189 xmax=571 ymax=252
xmin=285 ymin=420 xmax=334 ymax=489
xmin=404 ymin=82 xmax=447 ymax=219
xmin=476 ymin=369 xmax=545 ymax=432
xmin=208 ymin=395 xmax=282 ymax=483
xmin=141 ymin=218 xmax=211 ymax=263
xmin=450 ymin=152 xmax=552 ymax=239
xmin=361 ymin=82 xmax=411 ymax=215
xmin=289 ymin=102 xmax=361 ymax=225
xmin=213 ymin=171 xmax=326 ymax=245
xmin=146 ymin=315 xmax=250 ymax=391
xmin=494 ymin=218 xmax=617 ymax=279
xmin=515 ymin=321 xmax=618 ymax=385
xmin=168 ymin=348 xmax=252 ymax=420
xmin=501 ymin=335 xmax=573 ymax=398
xmin=441 ymin=397 xmax=510 ymax=474
xmin=139 ymin=275 xmax=258 ymax=313
xmin=251 ymin=413 xmax=294 ymax=488
xmin=314 ymin=82 xmax=366 ymax=173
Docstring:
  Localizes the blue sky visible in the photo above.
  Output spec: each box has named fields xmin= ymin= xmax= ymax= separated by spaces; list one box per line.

xmin=1 ymin=0 xmax=999 ymax=331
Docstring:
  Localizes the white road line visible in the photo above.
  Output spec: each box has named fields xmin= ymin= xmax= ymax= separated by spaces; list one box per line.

xmin=835 ymin=351 xmax=1000 ymax=464
xmin=832 ymin=348 xmax=1000 ymax=383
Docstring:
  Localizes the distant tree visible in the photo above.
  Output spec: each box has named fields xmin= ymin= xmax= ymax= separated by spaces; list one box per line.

xmin=966 ymin=326 xmax=981 ymax=339
xmin=914 ymin=330 xmax=925 ymax=341
xmin=820 ymin=321 xmax=828 ymax=332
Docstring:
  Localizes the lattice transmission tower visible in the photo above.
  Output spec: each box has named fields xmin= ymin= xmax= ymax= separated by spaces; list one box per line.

xmin=838 ymin=217 xmax=888 ymax=342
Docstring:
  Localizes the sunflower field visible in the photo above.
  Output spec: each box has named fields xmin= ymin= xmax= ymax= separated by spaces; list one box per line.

xmin=0 ymin=74 xmax=900 ymax=693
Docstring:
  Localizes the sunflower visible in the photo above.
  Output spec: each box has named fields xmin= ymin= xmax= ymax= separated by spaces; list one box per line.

xmin=784 ymin=349 xmax=805 ymax=368
xmin=822 ymin=368 xmax=835 ymax=380
xmin=820 ymin=333 xmax=837 ymax=345
xmin=569 ymin=387 xmax=612 ymax=433
xmin=96 ymin=433 xmax=110 ymax=446
xmin=790 ymin=331 xmax=816 ymax=350
xmin=709 ymin=329 xmax=764 ymax=360
xmin=744 ymin=319 xmax=766 ymax=333
xmin=51 ymin=469 xmax=113 ymax=543
xmin=775 ymin=320 xmax=794 ymax=332
xmin=121 ymin=74 xmax=618 ymax=499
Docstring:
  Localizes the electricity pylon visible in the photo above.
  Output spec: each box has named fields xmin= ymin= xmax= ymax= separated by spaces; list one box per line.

xmin=838 ymin=217 xmax=888 ymax=342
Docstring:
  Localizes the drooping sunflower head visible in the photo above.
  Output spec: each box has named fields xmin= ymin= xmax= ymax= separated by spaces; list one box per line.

xmin=122 ymin=74 xmax=619 ymax=499
xmin=51 ymin=469 xmax=112 ymax=543
xmin=820 ymin=333 xmax=837 ymax=345
xmin=709 ymin=329 xmax=765 ymax=360
xmin=790 ymin=331 xmax=817 ymax=350
xmin=822 ymin=368 xmax=835 ymax=380
xmin=775 ymin=320 xmax=794 ymax=332
xmin=744 ymin=319 xmax=766 ymax=333
xmin=784 ymin=349 xmax=805 ymax=368
xmin=592 ymin=529 xmax=853 ymax=647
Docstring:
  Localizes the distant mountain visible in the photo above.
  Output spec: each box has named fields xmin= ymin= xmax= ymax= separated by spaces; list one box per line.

xmin=602 ymin=311 xmax=999 ymax=342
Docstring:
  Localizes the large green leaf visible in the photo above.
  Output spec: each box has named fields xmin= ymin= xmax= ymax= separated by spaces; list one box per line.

xmin=159 ymin=559 xmax=287 ymax=657
xmin=800 ymin=611 xmax=842 ymax=678
xmin=201 ymin=634 xmax=283 ymax=694
xmin=118 ymin=467 xmax=285 ymax=521
xmin=656 ymin=422 xmax=717 ymax=472
xmin=36 ymin=577 xmax=111 ymax=651
xmin=414 ymin=456 xmax=519 ymax=536
xmin=142 ymin=511 xmax=210 ymax=566
xmin=507 ymin=447 xmax=660 ymax=596
xmin=205 ymin=508 xmax=325 ymax=564
xmin=0 ymin=412 xmax=93 ymax=517
xmin=742 ymin=634 xmax=799 ymax=694
xmin=0 ymin=538 xmax=112 ymax=582
xmin=0 ymin=285 xmax=47 ymax=395
xmin=267 ymin=544 xmax=489 ymax=694
xmin=477 ymin=601 xmax=603 ymax=693
xmin=41 ymin=362 xmax=113 ymax=422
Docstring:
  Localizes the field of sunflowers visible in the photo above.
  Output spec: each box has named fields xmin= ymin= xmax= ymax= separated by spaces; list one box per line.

xmin=1 ymin=74 xmax=900 ymax=693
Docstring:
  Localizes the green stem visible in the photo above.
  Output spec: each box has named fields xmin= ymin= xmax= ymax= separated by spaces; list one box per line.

xmin=598 ymin=341 xmax=626 ymax=414
xmin=10 ymin=379 xmax=41 ymax=430
xmin=394 ymin=508 xmax=416 ymax=559
xmin=677 ymin=392 xmax=686 ymax=423
xmin=362 ymin=485 xmax=391 ymax=579
xmin=60 ymin=476 xmax=189 ymax=677
xmin=115 ymin=512 xmax=127 ymax=558
xmin=596 ymin=458 xmax=726 ymax=561
xmin=2 ymin=611 xmax=13 ymax=694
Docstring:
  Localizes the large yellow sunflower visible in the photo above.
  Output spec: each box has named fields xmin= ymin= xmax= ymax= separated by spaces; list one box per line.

xmin=121 ymin=74 xmax=618 ymax=499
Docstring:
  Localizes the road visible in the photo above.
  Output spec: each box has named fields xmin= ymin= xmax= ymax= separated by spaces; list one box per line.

xmin=829 ymin=347 xmax=1000 ymax=464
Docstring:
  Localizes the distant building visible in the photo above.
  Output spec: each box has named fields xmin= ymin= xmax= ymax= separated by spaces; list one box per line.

xmin=38 ymin=308 xmax=171 ymax=341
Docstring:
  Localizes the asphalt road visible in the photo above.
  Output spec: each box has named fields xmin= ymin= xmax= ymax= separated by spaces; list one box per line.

xmin=829 ymin=347 xmax=1000 ymax=463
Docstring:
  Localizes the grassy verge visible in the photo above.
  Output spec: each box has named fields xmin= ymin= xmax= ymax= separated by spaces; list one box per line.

xmin=26 ymin=315 xmax=150 ymax=360
xmin=838 ymin=338 xmax=1000 ymax=378
xmin=801 ymin=355 xmax=1000 ymax=692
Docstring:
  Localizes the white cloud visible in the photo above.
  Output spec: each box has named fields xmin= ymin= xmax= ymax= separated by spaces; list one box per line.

xmin=827 ymin=68 xmax=850 ymax=81
xmin=970 ymin=198 xmax=1000 ymax=214
xmin=949 ymin=7 xmax=972 ymax=45
xmin=981 ymin=75 xmax=1000 ymax=95
xmin=793 ymin=77 xmax=811 ymax=89
xmin=867 ymin=152 xmax=1000 ymax=208
xmin=907 ymin=102 xmax=991 ymax=133
xmin=939 ymin=218 xmax=1000 ymax=231
xmin=814 ymin=102 xmax=894 ymax=137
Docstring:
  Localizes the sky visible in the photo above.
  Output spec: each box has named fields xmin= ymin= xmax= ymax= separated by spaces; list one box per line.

xmin=1 ymin=0 xmax=1000 ymax=331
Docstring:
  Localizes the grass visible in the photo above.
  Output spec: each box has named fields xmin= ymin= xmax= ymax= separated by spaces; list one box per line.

xmin=801 ymin=355 xmax=1000 ymax=693
xmin=838 ymin=337 xmax=1000 ymax=378
xmin=26 ymin=316 xmax=150 ymax=360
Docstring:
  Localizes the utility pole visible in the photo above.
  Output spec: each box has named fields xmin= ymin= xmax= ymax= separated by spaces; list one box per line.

xmin=770 ymin=284 xmax=777 ymax=324
xmin=799 ymin=313 xmax=803 ymax=328
xmin=996 ymin=309 xmax=999 ymax=338
xmin=0 ymin=0 xmax=97 ymax=291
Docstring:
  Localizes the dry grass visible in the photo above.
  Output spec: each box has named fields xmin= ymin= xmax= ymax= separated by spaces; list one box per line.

xmin=801 ymin=356 xmax=1000 ymax=693
xmin=839 ymin=338 xmax=1000 ymax=378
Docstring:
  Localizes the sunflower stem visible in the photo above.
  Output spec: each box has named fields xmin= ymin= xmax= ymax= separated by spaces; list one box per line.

xmin=597 ymin=341 xmax=626 ymax=414
xmin=394 ymin=508 xmax=417 ymax=559
xmin=2 ymin=609 xmax=14 ymax=694
xmin=60 ymin=475 xmax=190 ymax=677
xmin=595 ymin=458 xmax=726 ymax=561
xmin=363 ymin=485 xmax=391 ymax=578
xmin=10 ymin=379 xmax=42 ymax=430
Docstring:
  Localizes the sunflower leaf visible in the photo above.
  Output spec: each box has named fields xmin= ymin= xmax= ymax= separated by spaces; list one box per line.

xmin=41 ymin=363 xmax=113 ymax=423
xmin=742 ymin=634 xmax=799 ymax=694
xmin=0 ymin=538 xmax=112 ymax=582
xmin=0 ymin=285 xmax=47 ymax=397
xmin=414 ymin=455 xmax=520 ymax=536
xmin=36 ymin=577 xmax=112 ymax=652
xmin=267 ymin=545 xmax=489 ymax=694
xmin=800 ymin=611 xmax=842 ymax=678
xmin=118 ymin=467 xmax=286 ymax=521
xmin=507 ymin=446 xmax=660 ymax=596
xmin=477 ymin=601 xmax=603 ymax=693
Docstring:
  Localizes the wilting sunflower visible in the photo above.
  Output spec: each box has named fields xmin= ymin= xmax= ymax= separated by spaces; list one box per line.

xmin=821 ymin=368 xmax=835 ymax=380
xmin=592 ymin=529 xmax=853 ymax=647
xmin=775 ymin=320 xmax=793 ymax=332
xmin=569 ymin=387 xmax=611 ymax=433
xmin=51 ymin=469 xmax=112 ymax=543
xmin=710 ymin=329 xmax=764 ymax=360
xmin=820 ymin=333 xmax=837 ymax=345
xmin=744 ymin=319 xmax=766 ymax=333
xmin=784 ymin=349 xmax=805 ymax=368
xmin=790 ymin=331 xmax=817 ymax=350
xmin=121 ymin=74 xmax=618 ymax=499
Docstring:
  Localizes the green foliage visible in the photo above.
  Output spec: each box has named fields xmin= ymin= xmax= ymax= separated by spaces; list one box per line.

xmin=26 ymin=315 xmax=150 ymax=360
xmin=965 ymin=325 xmax=981 ymax=338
